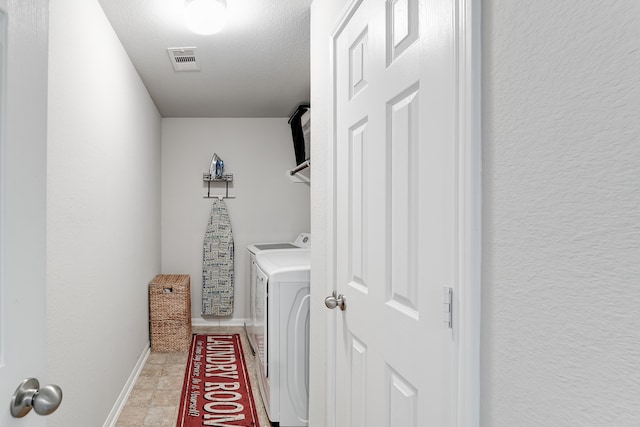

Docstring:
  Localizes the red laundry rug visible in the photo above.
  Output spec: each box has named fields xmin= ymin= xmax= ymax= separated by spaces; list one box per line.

xmin=176 ymin=334 xmax=260 ymax=427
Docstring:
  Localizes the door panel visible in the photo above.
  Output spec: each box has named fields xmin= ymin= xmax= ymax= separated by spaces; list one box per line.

xmin=0 ymin=0 xmax=49 ymax=425
xmin=331 ymin=0 xmax=456 ymax=425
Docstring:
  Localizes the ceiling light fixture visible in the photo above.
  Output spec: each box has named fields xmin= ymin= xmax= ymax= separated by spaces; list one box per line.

xmin=184 ymin=0 xmax=227 ymax=35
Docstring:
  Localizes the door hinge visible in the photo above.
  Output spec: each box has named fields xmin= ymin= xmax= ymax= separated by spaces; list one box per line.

xmin=443 ymin=287 xmax=453 ymax=329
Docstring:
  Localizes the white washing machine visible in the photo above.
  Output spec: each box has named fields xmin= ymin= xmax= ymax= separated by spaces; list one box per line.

xmin=246 ymin=233 xmax=310 ymax=353
xmin=247 ymin=233 xmax=310 ymax=256
xmin=254 ymin=250 xmax=310 ymax=427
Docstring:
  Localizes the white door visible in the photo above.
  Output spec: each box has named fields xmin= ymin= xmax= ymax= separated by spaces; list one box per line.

xmin=329 ymin=0 xmax=458 ymax=424
xmin=0 ymin=0 xmax=50 ymax=425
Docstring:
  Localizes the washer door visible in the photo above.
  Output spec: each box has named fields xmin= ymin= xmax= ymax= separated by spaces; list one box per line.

xmin=255 ymin=265 xmax=268 ymax=375
xmin=247 ymin=251 xmax=259 ymax=352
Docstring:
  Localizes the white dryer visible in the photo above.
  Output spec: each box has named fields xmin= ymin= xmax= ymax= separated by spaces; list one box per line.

xmin=246 ymin=233 xmax=310 ymax=353
xmin=254 ymin=250 xmax=310 ymax=427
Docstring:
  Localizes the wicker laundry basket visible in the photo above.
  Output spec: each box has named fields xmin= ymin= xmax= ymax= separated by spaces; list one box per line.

xmin=149 ymin=274 xmax=192 ymax=352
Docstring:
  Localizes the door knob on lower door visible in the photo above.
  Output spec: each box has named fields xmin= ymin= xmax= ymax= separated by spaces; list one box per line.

xmin=10 ymin=378 xmax=63 ymax=418
xmin=325 ymin=291 xmax=346 ymax=311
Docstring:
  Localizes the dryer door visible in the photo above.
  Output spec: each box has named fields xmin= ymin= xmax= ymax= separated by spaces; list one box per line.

xmin=285 ymin=285 xmax=311 ymax=423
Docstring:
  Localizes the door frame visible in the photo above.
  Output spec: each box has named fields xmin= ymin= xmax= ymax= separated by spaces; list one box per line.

xmin=324 ymin=0 xmax=481 ymax=425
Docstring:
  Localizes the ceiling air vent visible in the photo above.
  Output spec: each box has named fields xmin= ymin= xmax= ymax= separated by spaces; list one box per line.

xmin=167 ymin=47 xmax=201 ymax=72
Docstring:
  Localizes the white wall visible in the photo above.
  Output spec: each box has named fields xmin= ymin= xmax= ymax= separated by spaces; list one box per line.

xmin=161 ymin=118 xmax=310 ymax=323
xmin=47 ymin=0 xmax=162 ymax=425
xmin=481 ymin=1 xmax=640 ymax=425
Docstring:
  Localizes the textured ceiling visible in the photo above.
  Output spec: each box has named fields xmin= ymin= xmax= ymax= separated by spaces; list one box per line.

xmin=97 ymin=0 xmax=312 ymax=118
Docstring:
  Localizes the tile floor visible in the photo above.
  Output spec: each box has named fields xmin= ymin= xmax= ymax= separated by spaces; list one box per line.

xmin=115 ymin=326 xmax=271 ymax=427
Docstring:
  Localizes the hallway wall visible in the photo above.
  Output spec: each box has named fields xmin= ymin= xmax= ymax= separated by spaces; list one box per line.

xmin=161 ymin=118 xmax=310 ymax=324
xmin=481 ymin=1 xmax=640 ymax=424
xmin=46 ymin=0 xmax=162 ymax=425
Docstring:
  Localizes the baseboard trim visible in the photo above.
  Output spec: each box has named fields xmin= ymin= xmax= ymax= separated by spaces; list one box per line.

xmin=192 ymin=317 xmax=249 ymax=327
xmin=102 ymin=341 xmax=151 ymax=427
